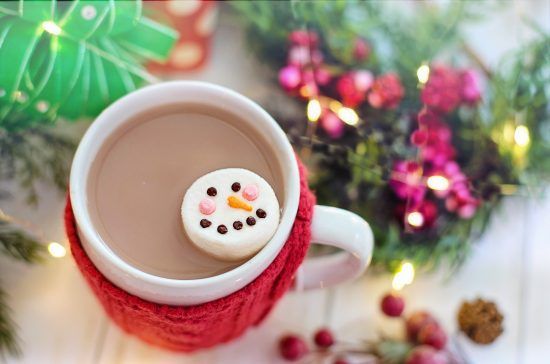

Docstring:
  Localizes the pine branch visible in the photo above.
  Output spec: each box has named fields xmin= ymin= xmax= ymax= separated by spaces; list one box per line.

xmin=0 ymin=218 xmax=44 ymax=263
xmin=0 ymin=288 xmax=20 ymax=357
xmin=461 ymin=41 xmax=492 ymax=79
xmin=0 ymin=124 xmax=77 ymax=205
xmin=0 ymin=205 xmax=46 ymax=358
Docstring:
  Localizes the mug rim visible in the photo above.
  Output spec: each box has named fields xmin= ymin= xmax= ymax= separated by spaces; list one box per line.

xmin=69 ymin=81 xmax=300 ymax=291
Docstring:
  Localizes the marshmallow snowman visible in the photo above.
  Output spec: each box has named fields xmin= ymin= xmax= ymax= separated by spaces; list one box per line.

xmin=181 ymin=168 xmax=280 ymax=261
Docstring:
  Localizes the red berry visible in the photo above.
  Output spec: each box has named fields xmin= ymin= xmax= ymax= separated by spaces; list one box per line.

xmin=279 ymin=335 xmax=309 ymax=361
xmin=418 ymin=322 xmax=448 ymax=350
xmin=405 ymin=345 xmax=448 ymax=364
xmin=313 ymin=328 xmax=335 ymax=348
xmin=353 ymin=38 xmax=370 ymax=61
xmin=406 ymin=311 xmax=437 ymax=341
xmin=380 ymin=293 xmax=405 ymax=317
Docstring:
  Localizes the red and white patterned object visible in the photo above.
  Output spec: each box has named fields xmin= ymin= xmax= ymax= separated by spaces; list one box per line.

xmin=147 ymin=0 xmax=218 ymax=72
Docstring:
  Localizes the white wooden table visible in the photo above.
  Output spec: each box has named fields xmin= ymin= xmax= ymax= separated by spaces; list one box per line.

xmin=2 ymin=3 xmax=550 ymax=363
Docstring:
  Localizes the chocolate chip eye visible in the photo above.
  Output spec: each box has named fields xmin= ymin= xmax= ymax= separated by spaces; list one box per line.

xmin=233 ymin=221 xmax=243 ymax=230
xmin=217 ymin=225 xmax=228 ymax=234
xmin=256 ymin=209 xmax=267 ymax=218
xmin=207 ymin=187 xmax=217 ymax=196
xmin=231 ymin=182 xmax=241 ymax=192
xmin=200 ymin=219 xmax=211 ymax=228
xmin=246 ymin=216 xmax=256 ymax=226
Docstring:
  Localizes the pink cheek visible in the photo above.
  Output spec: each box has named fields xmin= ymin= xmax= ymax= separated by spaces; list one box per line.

xmin=242 ymin=184 xmax=259 ymax=201
xmin=199 ymin=198 xmax=216 ymax=215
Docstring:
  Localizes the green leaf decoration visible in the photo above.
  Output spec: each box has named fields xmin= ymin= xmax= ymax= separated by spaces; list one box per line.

xmin=0 ymin=0 xmax=178 ymax=128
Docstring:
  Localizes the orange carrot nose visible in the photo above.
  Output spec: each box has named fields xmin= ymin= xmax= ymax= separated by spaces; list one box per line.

xmin=227 ymin=196 xmax=253 ymax=211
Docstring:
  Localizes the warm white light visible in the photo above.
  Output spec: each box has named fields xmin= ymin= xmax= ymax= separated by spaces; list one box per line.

xmin=426 ymin=175 xmax=450 ymax=191
xmin=307 ymin=99 xmax=322 ymax=122
xmin=392 ymin=261 xmax=415 ymax=291
xmin=48 ymin=242 xmax=66 ymax=258
xmin=328 ymin=99 xmax=343 ymax=113
xmin=337 ymin=107 xmax=359 ymax=126
xmin=392 ymin=275 xmax=406 ymax=291
xmin=400 ymin=262 xmax=415 ymax=283
xmin=406 ymin=211 xmax=424 ymax=227
xmin=417 ymin=64 xmax=430 ymax=84
xmin=42 ymin=21 xmax=62 ymax=36
xmin=514 ymin=125 xmax=530 ymax=147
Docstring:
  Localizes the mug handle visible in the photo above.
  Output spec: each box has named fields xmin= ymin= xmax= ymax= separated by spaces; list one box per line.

xmin=293 ymin=205 xmax=374 ymax=290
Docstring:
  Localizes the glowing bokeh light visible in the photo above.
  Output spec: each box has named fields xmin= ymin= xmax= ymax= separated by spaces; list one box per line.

xmin=307 ymin=99 xmax=322 ymax=122
xmin=42 ymin=21 xmax=62 ymax=36
xmin=48 ymin=242 xmax=66 ymax=258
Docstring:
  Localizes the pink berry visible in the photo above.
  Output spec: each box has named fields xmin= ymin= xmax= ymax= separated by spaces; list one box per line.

xmin=406 ymin=311 xmax=437 ymax=341
xmin=405 ymin=345 xmax=448 ymax=364
xmin=418 ymin=323 xmax=447 ymax=350
xmin=313 ymin=328 xmax=334 ymax=348
xmin=380 ymin=293 xmax=405 ymax=317
xmin=279 ymin=335 xmax=309 ymax=361
xmin=320 ymin=112 xmax=345 ymax=139
xmin=278 ymin=66 xmax=301 ymax=91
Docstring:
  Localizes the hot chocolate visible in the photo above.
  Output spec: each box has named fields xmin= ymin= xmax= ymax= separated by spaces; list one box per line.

xmin=87 ymin=104 xmax=283 ymax=279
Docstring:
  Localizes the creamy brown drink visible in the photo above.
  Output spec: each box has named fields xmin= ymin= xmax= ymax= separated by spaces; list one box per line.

xmin=87 ymin=104 xmax=283 ymax=279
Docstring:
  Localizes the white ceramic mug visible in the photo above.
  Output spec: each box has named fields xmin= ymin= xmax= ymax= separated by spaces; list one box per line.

xmin=70 ymin=81 xmax=373 ymax=305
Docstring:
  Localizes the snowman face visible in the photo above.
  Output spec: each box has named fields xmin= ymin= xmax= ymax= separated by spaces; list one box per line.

xmin=181 ymin=168 xmax=280 ymax=261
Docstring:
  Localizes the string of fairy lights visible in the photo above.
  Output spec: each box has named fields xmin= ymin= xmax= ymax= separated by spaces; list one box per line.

xmin=1 ymin=20 xmax=69 ymax=259
xmin=303 ymin=84 xmax=416 ymax=289
xmin=0 ymin=20 xmax=72 ymax=259
xmin=299 ymin=51 xmax=532 ymax=289
xmin=2 ymin=20 xmax=534 ymax=295
xmin=2 ymin=17 xmax=161 ymax=262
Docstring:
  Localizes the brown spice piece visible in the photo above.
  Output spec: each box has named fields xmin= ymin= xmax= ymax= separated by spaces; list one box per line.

xmin=233 ymin=221 xmax=243 ymax=230
xmin=246 ymin=216 xmax=256 ymax=226
xmin=231 ymin=182 xmax=241 ymax=192
xmin=458 ymin=298 xmax=504 ymax=345
xmin=207 ymin=187 xmax=217 ymax=196
xmin=200 ymin=219 xmax=211 ymax=228
xmin=256 ymin=209 xmax=267 ymax=218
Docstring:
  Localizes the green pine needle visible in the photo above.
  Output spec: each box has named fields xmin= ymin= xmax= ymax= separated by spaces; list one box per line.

xmin=0 ymin=124 xmax=77 ymax=205
xmin=0 ymin=196 xmax=46 ymax=357
xmin=0 ymin=124 xmax=71 ymax=355
xmin=0 ymin=288 xmax=21 ymax=357
xmin=0 ymin=219 xmax=44 ymax=264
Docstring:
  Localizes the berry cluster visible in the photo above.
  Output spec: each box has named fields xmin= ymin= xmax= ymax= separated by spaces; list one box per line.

xmin=278 ymin=31 xmax=330 ymax=97
xmin=389 ymin=65 xmax=482 ymax=227
xmin=278 ymin=30 xmax=404 ymax=139
xmin=380 ymin=293 xmax=449 ymax=364
xmin=279 ymin=30 xmax=480 ymax=229
xmin=391 ymin=107 xmax=480 ymax=229
xmin=277 ymin=292 xmax=452 ymax=363
xmin=278 ymin=327 xmax=341 ymax=363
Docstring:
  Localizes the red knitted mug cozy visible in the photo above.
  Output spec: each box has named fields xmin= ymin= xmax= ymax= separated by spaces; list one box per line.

xmin=65 ymin=159 xmax=315 ymax=352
